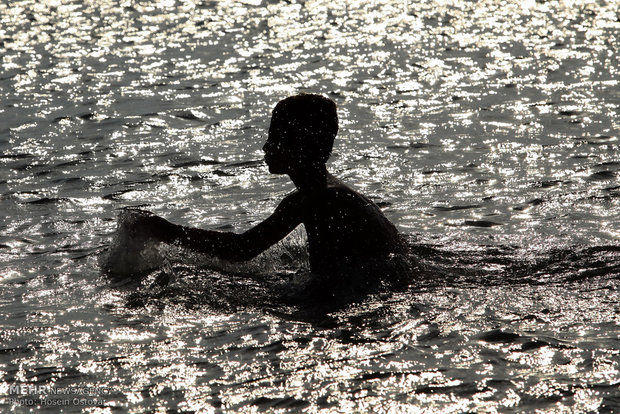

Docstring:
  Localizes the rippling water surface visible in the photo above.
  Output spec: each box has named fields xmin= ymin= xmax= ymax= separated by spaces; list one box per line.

xmin=1 ymin=0 xmax=619 ymax=412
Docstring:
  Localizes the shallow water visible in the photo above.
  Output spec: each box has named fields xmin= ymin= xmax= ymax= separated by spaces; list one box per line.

xmin=1 ymin=0 xmax=619 ymax=412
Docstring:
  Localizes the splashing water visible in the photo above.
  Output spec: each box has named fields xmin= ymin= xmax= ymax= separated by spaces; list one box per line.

xmin=100 ymin=210 xmax=166 ymax=277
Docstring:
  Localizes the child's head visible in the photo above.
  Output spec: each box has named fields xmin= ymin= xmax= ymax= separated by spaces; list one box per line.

xmin=264 ymin=94 xmax=338 ymax=174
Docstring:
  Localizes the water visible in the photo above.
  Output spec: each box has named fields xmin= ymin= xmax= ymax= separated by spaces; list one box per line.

xmin=1 ymin=0 xmax=619 ymax=411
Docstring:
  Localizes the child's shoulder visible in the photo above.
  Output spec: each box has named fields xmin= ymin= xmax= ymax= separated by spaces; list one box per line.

xmin=278 ymin=184 xmax=356 ymax=207
xmin=280 ymin=180 xmax=370 ymax=210
xmin=325 ymin=182 xmax=374 ymax=205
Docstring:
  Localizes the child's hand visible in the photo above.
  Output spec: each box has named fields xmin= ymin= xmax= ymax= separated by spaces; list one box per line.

xmin=122 ymin=209 xmax=171 ymax=242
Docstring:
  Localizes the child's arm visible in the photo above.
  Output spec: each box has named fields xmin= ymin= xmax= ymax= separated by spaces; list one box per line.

xmin=133 ymin=192 xmax=303 ymax=261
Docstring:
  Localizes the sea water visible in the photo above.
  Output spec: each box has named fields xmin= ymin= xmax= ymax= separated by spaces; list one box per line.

xmin=1 ymin=0 xmax=619 ymax=412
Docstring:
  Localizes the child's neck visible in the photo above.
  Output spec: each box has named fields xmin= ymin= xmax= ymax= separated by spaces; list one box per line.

xmin=290 ymin=164 xmax=329 ymax=192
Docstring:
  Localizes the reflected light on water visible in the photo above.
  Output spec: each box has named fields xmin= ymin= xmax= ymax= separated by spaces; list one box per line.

xmin=0 ymin=0 xmax=619 ymax=412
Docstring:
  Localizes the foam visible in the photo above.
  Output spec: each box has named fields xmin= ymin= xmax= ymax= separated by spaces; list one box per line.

xmin=100 ymin=210 xmax=165 ymax=277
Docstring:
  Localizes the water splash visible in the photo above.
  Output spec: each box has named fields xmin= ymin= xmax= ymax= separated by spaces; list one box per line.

xmin=99 ymin=209 xmax=166 ymax=277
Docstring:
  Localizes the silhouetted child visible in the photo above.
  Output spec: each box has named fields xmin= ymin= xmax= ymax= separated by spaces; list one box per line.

xmin=130 ymin=94 xmax=406 ymax=287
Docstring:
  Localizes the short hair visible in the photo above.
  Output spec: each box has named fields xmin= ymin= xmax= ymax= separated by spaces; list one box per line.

xmin=271 ymin=94 xmax=338 ymax=165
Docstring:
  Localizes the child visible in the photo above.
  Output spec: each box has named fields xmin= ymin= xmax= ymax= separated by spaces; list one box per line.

xmin=130 ymin=94 xmax=405 ymax=280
